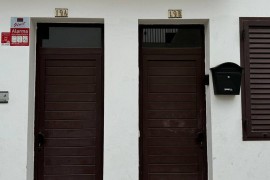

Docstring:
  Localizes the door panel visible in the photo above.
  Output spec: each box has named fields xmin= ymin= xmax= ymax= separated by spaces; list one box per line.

xmin=140 ymin=26 xmax=207 ymax=180
xmin=35 ymin=24 xmax=103 ymax=180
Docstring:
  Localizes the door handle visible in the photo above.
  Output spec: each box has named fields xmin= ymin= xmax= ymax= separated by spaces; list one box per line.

xmin=37 ymin=132 xmax=45 ymax=150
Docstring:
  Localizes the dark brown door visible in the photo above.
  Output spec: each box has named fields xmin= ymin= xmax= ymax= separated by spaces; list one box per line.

xmin=34 ymin=24 xmax=104 ymax=180
xmin=139 ymin=25 xmax=207 ymax=180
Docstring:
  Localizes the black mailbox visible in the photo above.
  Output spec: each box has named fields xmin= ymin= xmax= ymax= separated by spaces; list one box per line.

xmin=210 ymin=62 xmax=243 ymax=95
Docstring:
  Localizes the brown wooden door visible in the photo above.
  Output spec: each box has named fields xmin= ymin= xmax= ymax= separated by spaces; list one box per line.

xmin=35 ymin=24 xmax=104 ymax=180
xmin=139 ymin=26 xmax=207 ymax=180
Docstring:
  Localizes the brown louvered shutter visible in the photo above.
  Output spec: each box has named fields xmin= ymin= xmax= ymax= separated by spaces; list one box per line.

xmin=241 ymin=18 xmax=270 ymax=140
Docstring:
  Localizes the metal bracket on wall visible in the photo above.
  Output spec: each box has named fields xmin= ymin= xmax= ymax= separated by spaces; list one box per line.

xmin=204 ymin=75 xmax=209 ymax=86
xmin=0 ymin=91 xmax=9 ymax=103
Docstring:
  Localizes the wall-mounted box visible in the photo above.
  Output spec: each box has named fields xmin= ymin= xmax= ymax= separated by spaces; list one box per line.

xmin=0 ymin=91 xmax=9 ymax=103
xmin=210 ymin=62 xmax=243 ymax=95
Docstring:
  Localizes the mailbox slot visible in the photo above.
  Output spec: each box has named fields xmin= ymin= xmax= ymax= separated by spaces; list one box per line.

xmin=211 ymin=62 xmax=243 ymax=95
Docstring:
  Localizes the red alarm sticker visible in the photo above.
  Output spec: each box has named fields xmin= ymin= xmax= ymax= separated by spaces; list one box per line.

xmin=10 ymin=28 xmax=29 ymax=46
xmin=1 ymin=32 xmax=11 ymax=46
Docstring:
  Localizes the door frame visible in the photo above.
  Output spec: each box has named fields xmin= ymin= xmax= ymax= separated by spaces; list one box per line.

xmin=33 ymin=22 xmax=104 ymax=180
xmin=138 ymin=24 xmax=208 ymax=180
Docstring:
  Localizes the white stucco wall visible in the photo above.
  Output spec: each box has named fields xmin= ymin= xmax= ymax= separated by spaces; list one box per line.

xmin=1 ymin=0 xmax=270 ymax=180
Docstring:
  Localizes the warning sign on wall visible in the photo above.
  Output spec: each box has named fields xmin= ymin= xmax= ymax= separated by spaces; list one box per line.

xmin=10 ymin=28 xmax=29 ymax=46
xmin=10 ymin=17 xmax=30 ymax=46
xmin=1 ymin=32 xmax=11 ymax=46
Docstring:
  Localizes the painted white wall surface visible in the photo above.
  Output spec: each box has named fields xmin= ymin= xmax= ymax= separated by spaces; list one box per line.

xmin=0 ymin=0 xmax=270 ymax=180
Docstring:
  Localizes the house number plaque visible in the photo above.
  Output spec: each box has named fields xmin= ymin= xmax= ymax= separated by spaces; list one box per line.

xmin=55 ymin=8 xmax=69 ymax=17
xmin=168 ymin=9 xmax=182 ymax=18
